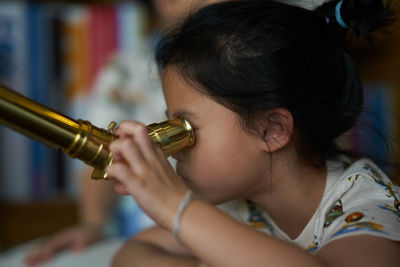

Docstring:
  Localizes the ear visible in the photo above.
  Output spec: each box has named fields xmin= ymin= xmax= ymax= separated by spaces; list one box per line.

xmin=258 ymin=108 xmax=294 ymax=153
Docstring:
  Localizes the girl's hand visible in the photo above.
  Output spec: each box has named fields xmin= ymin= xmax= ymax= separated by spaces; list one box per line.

xmin=23 ymin=223 xmax=103 ymax=267
xmin=106 ymin=121 xmax=189 ymax=231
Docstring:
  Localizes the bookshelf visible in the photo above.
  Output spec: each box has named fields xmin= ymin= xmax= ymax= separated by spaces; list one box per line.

xmin=0 ymin=0 xmax=151 ymax=250
xmin=348 ymin=1 xmax=400 ymax=181
xmin=0 ymin=0 xmax=150 ymax=202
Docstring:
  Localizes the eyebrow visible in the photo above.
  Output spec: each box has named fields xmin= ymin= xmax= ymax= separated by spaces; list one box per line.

xmin=165 ymin=109 xmax=198 ymax=120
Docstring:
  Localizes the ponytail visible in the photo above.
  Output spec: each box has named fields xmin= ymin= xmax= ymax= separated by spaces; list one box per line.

xmin=316 ymin=0 xmax=395 ymax=42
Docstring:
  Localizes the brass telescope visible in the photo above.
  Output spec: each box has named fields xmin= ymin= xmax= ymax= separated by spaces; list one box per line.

xmin=0 ymin=84 xmax=195 ymax=179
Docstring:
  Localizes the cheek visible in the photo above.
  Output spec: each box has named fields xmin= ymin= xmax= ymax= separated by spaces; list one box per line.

xmin=188 ymin=132 xmax=262 ymax=199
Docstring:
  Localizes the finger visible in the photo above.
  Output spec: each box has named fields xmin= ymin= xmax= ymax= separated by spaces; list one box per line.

xmin=115 ymin=123 xmax=167 ymax=174
xmin=40 ymin=236 xmax=70 ymax=262
xmin=106 ymin=161 xmax=140 ymax=190
xmin=113 ymin=180 xmax=131 ymax=195
xmin=113 ymin=121 xmax=169 ymax=172
xmin=131 ymin=124 xmax=177 ymax=179
xmin=24 ymin=251 xmax=40 ymax=267
xmin=116 ymin=122 xmax=161 ymax=159
xmin=24 ymin=243 xmax=51 ymax=266
xmin=133 ymin=123 xmax=164 ymax=161
xmin=109 ymin=138 xmax=147 ymax=175
xmin=115 ymin=120 xmax=146 ymax=138
xmin=113 ymin=121 xmax=130 ymax=138
xmin=24 ymin=238 xmax=51 ymax=264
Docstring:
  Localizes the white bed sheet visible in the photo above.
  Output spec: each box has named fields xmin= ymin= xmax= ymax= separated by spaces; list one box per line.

xmin=0 ymin=238 xmax=124 ymax=267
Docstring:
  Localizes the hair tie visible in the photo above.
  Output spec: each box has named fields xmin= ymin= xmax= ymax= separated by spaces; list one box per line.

xmin=325 ymin=17 xmax=330 ymax=24
xmin=335 ymin=0 xmax=349 ymax=28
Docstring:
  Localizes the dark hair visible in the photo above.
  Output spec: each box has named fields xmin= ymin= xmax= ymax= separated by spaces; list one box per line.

xmin=315 ymin=0 xmax=395 ymax=43
xmin=156 ymin=0 xmax=395 ymax=166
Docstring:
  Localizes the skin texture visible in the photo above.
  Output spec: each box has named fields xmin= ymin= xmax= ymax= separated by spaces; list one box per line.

xmin=108 ymin=67 xmax=400 ymax=267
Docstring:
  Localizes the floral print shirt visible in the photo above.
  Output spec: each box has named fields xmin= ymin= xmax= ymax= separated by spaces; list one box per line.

xmin=218 ymin=158 xmax=400 ymax=253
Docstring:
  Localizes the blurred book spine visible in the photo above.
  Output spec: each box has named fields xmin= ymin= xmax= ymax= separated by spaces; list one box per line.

xmin=351 ymin=82 xmax=397 ymax=174
xmin=62 ymin=5 xmax=90 ymax=99
xmin=0 ymin=2 xmax=31 ymax=202
xmin=27 ymin=3 xmax=55 ymax=199
xmin=0 ymin=1 xmax=146 ymax=202
xmin=87 ymin=4 xmax=118 ymax=96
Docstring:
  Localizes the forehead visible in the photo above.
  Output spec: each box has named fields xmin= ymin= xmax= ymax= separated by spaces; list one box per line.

xmin=161 ymin=66 xmax=235 ymax=121
xmin=162 ymin=67 xmax=202 ymax=100
xmin=162 ymin=67 xmax=205 ymax=116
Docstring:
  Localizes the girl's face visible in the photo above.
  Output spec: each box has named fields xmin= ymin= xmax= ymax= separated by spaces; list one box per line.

xmin=162 ymin=67 xmax=270 ymax=204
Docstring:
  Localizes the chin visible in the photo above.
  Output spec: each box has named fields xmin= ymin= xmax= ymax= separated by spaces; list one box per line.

xmin=195 ymin=190 xmax=228 ymax=205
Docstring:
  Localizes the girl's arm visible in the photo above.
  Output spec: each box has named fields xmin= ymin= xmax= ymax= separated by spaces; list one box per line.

xmin=107 ymin=121 xmax=400 ymax=267
xmin=112 ymin=226 xmax=201 ymax=267
xmin=317 ymin=235 xmax=400 ymax=267
xmin=178 ymin=198 xmax=400 ymax=267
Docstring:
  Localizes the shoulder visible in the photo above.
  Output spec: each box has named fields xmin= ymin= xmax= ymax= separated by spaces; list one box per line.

xmin=314 ymin=158 xmax=400 ymax=250
xmin=316 ymin=235 xmax=400 ymax=267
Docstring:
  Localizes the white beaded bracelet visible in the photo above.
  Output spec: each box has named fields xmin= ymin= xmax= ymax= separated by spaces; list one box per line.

xmin=173 ymin=190 xmax=193 ymax=243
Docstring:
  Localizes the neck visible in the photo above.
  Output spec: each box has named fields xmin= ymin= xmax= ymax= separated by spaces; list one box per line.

xmin=248 ymin=152 xmax=327 ymax=239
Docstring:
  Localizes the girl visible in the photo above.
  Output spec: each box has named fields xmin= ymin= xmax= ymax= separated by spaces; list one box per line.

xmin=107 ymin=1 xmax=400 ymax=266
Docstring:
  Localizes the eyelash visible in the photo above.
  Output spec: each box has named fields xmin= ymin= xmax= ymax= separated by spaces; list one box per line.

xmin=164 ymin=111 xmax=197 ymax=131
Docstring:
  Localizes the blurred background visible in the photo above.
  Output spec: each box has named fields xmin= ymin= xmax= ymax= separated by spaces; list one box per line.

xmin=0 ymin=0 xmax=399 ymax=261
xmin=0 ymin=0 xmax=165 ymax=253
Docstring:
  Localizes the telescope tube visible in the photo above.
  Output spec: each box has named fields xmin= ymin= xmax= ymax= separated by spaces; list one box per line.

xmin=0 ymin=84 xmax=195 ymax=179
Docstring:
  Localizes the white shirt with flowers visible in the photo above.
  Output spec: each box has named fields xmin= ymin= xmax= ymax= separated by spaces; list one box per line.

xmin=218 ymin=158 xmax=400 ymax=253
